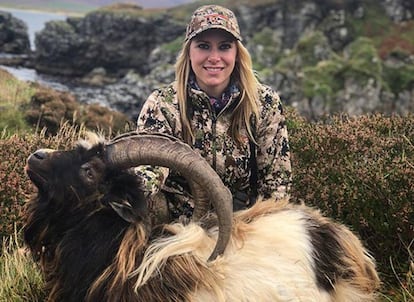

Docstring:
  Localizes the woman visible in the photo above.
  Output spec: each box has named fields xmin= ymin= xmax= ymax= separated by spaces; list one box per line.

xmin=136 ymin=5 xmax=291 ymax=221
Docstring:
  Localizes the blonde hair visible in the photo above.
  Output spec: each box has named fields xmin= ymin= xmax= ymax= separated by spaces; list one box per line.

xmin=175 ymin=40 xmax=259 ymax=145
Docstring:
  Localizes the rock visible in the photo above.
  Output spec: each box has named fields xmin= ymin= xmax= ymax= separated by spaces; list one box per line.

xmin=79 ymin=67 xmax=118 ymax=86
xmin=0 ymin=10 xmax=30 ymax=54
xmin=0 ymin=53 xmax=30 ymax=66
xmin=382 ymin=0 xmax=413 ymax=22
xmin=320 ymin=9 xmax=355 ymax=51
xmin=34 ymin=7 xmax=184 ymax=77
xmin=337 ymin=77 xmax=383 ymax=116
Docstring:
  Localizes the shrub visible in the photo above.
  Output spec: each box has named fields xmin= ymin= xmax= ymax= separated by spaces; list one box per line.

xmin=0 ymin=124 xmax=85 ymax=241
xmin=81 ymin=103 xmax=134 ymax=136
xmin=303 ymin=59 xmax=344 ymax=99
xmin=287 ymin=111 xmax=414 ymax=288
xmin=344 ymin=37 xmax=383 ymax=83
xmin=23 ymin=86 xmax=134 ymax=136
xmin=383 ymin=61 xmax=414 ymax=94
xmin=24 ymin=87 xmax=79 ymax=135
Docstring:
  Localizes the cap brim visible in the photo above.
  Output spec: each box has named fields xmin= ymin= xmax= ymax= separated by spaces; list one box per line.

xmin=186 ymin=26 xmax=242 ymax=41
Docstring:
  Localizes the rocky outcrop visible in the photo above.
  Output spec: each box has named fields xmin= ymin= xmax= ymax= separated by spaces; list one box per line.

xmin=0 ymin=10 xmax=30 ymax=54
xmin=33 ymin=4 xmax=184 ymax=77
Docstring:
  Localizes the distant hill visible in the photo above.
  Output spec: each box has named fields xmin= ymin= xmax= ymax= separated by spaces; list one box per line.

xmin=0 ymin=0 xmax=194 ymax=13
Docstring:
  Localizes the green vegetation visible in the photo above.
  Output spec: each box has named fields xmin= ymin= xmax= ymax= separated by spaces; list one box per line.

xmin=344 ymin=37 xmax=383 ymax=83
xmin=276 ymin=31 xmax=414 ymax=110
xmin=302 ymin=36 xmax=382 ymax=98
xmin=96 ymin=3 xmax=165 ymax=18
xmin=251 ymin=27 xmax=282 ymax=71
xmin=293 ymin=31 xmax=345 ymax=99
xmin=161 ymin=36 xmax=185 ymax=55
xmin=0 ymin=69 xmax=36 ymax=135
xmin=383 ymin=62 xmax=414 ymax=94
xmin=288 ymin=111 xmax=414 ymax=295
xmin=350 ymin=0 xmax=391 ymax=38
xmin=303 ymin=59 xmax=344 ymax=99
xmin=349 ymin=0 xmax=414 ymax=60
xmin=0 ymin=233 xmax=46 ymax=301
xmin=296 ymin=31 xmax=335 ymax=67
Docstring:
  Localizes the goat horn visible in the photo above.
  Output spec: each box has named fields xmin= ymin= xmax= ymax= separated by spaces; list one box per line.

xmin=104 ymin=132 xmax=233 ymax=261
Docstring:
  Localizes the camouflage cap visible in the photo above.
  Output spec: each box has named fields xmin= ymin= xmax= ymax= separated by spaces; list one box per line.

xmin=185 ymin=5 xmax=242 ymax=41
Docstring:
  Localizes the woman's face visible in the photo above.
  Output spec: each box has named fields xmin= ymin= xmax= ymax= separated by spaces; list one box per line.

xmin=189 ymin=29 xmax=237 ymax=98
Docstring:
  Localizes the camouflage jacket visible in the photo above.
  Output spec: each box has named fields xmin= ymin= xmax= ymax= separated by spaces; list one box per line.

xmin=136 ymin=81 xmax=291 ymax=213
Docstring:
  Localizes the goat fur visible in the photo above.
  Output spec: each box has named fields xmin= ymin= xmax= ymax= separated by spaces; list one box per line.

xmin=24 ymin=138 xmax=380 ymax=302
xmin=100 ymin=199 xmax=379 ymax=302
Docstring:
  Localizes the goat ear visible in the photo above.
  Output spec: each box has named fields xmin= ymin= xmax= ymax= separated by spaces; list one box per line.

xmin=108 ymin=200 xmax=138 ymax=223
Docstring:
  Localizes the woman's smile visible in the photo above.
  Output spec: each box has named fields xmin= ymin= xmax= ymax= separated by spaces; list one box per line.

xmin=204 ymin=66 xmax=224 ymax=72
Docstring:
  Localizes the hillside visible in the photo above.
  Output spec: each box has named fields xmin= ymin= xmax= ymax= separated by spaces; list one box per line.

xmin=0 ymin=0 xmax=194 ymax=13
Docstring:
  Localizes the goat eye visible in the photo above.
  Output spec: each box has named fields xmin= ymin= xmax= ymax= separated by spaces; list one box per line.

xmin=85 ymin=168 xmax=94 ymax=179
xmin=81 ymin=164 xmax=95 ymax=181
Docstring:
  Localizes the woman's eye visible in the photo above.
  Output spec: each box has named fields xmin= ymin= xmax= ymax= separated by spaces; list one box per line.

xmin=197 ymin=43 xmax=209 ymax=49
xmin=219 ymin=43 xmax=232 ymax=50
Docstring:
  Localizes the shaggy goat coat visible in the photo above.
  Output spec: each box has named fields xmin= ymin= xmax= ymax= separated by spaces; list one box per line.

xmin=121 ymin=199 xmax=379 ymax=302
xmin=24 ymin=138 xmax=379 ymax=302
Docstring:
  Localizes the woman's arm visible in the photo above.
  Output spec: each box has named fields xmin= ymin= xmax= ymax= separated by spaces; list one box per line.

xmin=255 ymin=85 xmax=292 ymax=200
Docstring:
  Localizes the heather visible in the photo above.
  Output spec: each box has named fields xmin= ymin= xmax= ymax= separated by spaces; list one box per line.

xmin=288 ymin=111 xmax=414 ymax=296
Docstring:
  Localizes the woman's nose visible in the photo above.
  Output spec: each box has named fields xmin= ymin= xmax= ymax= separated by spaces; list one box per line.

xmin=208 ymin=50 xmax=220 ymax=63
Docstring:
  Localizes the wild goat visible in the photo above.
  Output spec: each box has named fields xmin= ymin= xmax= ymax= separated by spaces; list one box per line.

xmin=24 ymin=133 xmax=380 ymax=302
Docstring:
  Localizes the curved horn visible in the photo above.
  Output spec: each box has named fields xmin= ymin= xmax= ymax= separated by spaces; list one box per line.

xmin=104 ymin=132 xmax=233 ymax=261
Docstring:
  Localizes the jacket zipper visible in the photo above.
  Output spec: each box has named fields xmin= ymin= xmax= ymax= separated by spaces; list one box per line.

xmin=209 ymin=94 xmax=237 ymax=170
xmin=208 ymin=100 xmax=218 ymax=170
xmin=204 ymin=93 xmax=237 ymax=171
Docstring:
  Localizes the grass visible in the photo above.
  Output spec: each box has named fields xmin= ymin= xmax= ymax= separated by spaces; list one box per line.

xmin=349 ymin=0 xmax=414 ymax=59
xmin=0 ymin=69 xmax=36 ymax=135
xmin=0 ymin=230 xmax=46 ymax=301
xmin=96 ymin=3 xmax=165 ymax=18
xmin=380 ymin=249 xmax=414 ymax=301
